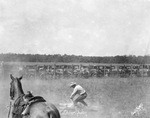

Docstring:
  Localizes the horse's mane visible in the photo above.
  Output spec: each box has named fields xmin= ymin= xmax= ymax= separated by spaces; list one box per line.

xmin=16 ymin=78 xmax=24 ymax=95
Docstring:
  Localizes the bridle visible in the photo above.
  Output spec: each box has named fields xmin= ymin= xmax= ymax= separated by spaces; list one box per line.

xmin=8 ymin=80 xmax=15 ymax=118
xmin=10 ymin=81 xmax=15 ymax=100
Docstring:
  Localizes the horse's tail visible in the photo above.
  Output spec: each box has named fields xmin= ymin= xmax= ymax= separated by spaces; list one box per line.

xmin=47 ymin=103 xmax=61 ymax=118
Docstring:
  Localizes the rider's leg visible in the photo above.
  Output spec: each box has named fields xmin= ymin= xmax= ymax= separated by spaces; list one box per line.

xmin=74 ymin=93 xmax=87 ymax=106
xmin=79 ymin=100 xmax=88 ymax=106
xmin=72 ymin=99 xmax=78 ymax=107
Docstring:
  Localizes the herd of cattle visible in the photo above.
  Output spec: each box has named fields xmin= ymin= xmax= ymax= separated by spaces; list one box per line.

xmin=1 ymin=63 xmax=150 ymax=79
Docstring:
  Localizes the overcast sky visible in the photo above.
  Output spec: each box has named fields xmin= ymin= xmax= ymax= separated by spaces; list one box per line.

xmin=0 ymin=0 xmax=150 ymax=56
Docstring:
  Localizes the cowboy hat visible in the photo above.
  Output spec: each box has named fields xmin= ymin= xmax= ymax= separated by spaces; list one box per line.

xmin=70 ymin=82 xmax=76 ymax=87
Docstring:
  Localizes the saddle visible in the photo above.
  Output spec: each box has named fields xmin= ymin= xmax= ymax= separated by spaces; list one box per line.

xmin=22 ymin=96 xmax=46 ymax=116
xmin=12 ymin=95 xmax=46 ymax=117
xmin=28 ymin=96 xmax=46 ymax=104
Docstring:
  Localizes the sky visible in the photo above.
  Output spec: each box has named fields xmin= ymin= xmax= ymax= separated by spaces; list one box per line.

xmin=0 ymin=0 xmax=150 ymax=56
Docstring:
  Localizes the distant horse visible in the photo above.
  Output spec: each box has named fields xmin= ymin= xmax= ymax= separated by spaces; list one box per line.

xmin=9 ymin=74 xmax=60 ymax=118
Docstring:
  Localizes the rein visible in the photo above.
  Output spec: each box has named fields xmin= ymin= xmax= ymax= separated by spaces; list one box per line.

xmin=8 ymin=101 xmax=12 ymax=118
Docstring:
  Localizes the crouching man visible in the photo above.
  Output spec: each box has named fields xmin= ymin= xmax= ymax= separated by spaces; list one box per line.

xmin=70 ymin=82 xmax=88 ymax=107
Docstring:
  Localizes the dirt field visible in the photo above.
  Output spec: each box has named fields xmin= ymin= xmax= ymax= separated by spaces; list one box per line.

xmin=1 ymin=76 xmax=150 ymax=118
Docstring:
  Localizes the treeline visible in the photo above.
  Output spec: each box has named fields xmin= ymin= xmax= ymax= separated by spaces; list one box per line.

xmin=0 ymin=53 xmax=150 ymax=64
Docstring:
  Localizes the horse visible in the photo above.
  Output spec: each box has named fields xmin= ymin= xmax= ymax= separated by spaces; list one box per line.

xmin=9 ymin=74 xmax=61 ymax=118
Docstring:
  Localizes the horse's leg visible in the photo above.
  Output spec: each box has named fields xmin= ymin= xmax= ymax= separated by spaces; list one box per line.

xmin=47 ymin=111 xmax=54 ymax=118
xmin=49 ymin=114 xmax=53 ymax=118
xmin=48 ymin=104 xmax=60 ymax=118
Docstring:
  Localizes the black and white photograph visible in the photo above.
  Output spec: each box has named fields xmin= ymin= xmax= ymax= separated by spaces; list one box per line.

xmin=0 ymin=0 xmax=150 ymax=118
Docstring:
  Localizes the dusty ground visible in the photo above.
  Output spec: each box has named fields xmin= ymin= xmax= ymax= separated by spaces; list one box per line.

xmin=1 ymin=76 xmax=150 ymax=118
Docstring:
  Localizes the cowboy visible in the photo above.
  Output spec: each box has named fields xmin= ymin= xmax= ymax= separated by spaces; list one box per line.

xmin=22 ymin=91 xmax=34 ymax=116
xmin=70 ymin=82 xmax=88 ymax=107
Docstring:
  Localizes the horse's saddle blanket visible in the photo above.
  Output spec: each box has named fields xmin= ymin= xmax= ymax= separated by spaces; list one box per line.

xmin=13 ymin=96 xmax=46 ymax=115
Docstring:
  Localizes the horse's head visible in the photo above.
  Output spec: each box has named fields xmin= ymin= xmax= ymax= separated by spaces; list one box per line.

xmin=10 ymin=74 xmax=24 ymax=100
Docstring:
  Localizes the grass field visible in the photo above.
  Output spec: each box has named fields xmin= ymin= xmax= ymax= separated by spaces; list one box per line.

xmin=1 ymin=76 xmax=150 ymax=118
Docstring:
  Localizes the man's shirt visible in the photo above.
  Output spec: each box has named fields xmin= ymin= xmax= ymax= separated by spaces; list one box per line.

xmin=70 ymin=85 xmax=86 ymax=98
